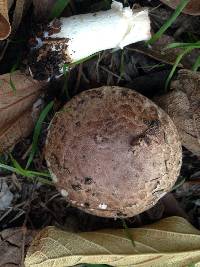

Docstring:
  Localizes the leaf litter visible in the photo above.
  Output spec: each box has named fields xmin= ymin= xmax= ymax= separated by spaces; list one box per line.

xmin=0 ymin=0 xmax=200 ymax=266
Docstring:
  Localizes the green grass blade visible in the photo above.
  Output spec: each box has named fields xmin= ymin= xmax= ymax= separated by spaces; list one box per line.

xmin=70 ymin=53 xmax=98 ymax=67
xmin=165 ymin=42 xmax=190 ymax=49
xmin=0 ymin=157 xmax=33 ymax=179
xmin=61 ymin=53 xmax=98 ymax=97
xmin=28 ymin=170 xmax=51 ymax=178
xmin=165 ymin=47 xmax=193 ymax=90
xmin=9 ymin=75 xmax=17 ymax=93
xmin=192 ymin=55 xmax=200 ymax=72
xmin=62 ymin=53 xmax=98 ymax=74
xmin=165 ymin=41 xmax=200 ymax=50
xmin=9 ymin=63 xmax=18 ymax=93
xmin=26 ymin=101 xmax=54 ymax=169
xmin=0 ymin=162 xmax=22 ymax=174
xmin=147 ymin=0 xmax=191 ymax=45
xmin=0 ymin=160 xmax=53 ymax=185
xmin=49 ymin=0 xmax=70 ymax=20
xmin=9 ymin=153 xmax=28 ymax=176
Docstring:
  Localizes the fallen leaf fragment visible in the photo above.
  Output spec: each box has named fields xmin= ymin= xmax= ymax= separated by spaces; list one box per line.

xmin=155 ymin=69 xmax=200 ymax=156
xmin=0 ymin=105 xmax=42 ymax=153
xmin=25 ymin=216 xmax=200 ymax=267
xmin=0 ymin=228 xmax=36 ymax=267
xmin=0 ymin=71 xmax=46 ymax=153
xmin=160 ymin=0 xmax=200 ymax=16
xmin=0 ymin=0 xmax=11 ymax=40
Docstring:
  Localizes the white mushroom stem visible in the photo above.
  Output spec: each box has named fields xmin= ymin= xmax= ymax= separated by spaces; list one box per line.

xmin=50 ymin=1 xmax=150 ymax=62
xmin=31 ymin=1 xmax=151 ymax=79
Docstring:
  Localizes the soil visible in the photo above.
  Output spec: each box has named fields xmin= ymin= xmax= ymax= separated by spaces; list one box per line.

xmin=0 ymin=0 xmax=200 ymax=242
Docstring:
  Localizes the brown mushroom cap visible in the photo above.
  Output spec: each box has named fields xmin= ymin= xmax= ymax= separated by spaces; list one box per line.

xmin=160 ymin=0 xmax=200 ymax=16
xmin=45 ymin=86 xmax=182 ymax=218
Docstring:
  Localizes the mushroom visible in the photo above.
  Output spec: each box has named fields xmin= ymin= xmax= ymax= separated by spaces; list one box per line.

xmin=45 ymin=86 xmax=182 ymax=218
xmin=160 ymin=0 xmax=200 ymax=16
xmin=155 ymin=69 xmax=200 ymax=157
xmin=29 ymin=1 xmax=151 ymax=80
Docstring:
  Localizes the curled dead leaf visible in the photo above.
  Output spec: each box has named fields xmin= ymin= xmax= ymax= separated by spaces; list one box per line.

xmin=0 ymin=0 xmax=11 ymax=40
xmin=0 ymin=71 xmax=46 ymax=153
xmin=160 ymin=0 xmax=200 ymax=16
xmin=155 ymin=69 xmax=200 ymax=156
xmin=25 ymin=216 xmax=200 ymax=267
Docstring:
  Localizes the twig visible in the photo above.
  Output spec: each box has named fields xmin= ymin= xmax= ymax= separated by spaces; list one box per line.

xmin=100 ymin=65 xmax=122 ymax=80
xmin=96 ymin=51 xmax=105 ymax=83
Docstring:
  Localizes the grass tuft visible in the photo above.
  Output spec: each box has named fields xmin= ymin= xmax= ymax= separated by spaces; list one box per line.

xmin=26 ymin=101 xmax=54 ymax=169
xmin=147 ymin=0 xmax=191 ymax=45
xmin=0 ymin=155 xmax=52 ymax=185
xmin=164 ymin=40 xmax=200 ymax=89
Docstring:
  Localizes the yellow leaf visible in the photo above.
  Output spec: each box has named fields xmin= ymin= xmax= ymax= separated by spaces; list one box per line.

xmin=25 ymin=216 xmax=200 ymax=267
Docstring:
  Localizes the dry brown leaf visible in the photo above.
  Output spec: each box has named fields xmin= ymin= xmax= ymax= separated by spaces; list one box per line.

xmin=25 ymin=216 xmax=200 ymax=267
xmin=0 ymin=71 xmax=44 ymax=127
xmin=0 ymin=71 xmax=45 ymax=152
xmin=0 ymin=0 xmax=31 ymax=41
xmin=0 ymin=0 xmax=11 ymax=40
xmin=155 ymin=69 xmax=200 ymax=156
xmin=161 ymin=193 xmax=189 ymax=220
xmin=0 ymin=105 xmax=42 ymax=152
xmin=160 ymin=0 xmax=200 ymax=16
xmin=0 ymin=228 xmax=36 ymax=267
xmin=33 ymin=0 xmax=57 ymax=21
